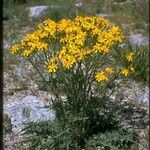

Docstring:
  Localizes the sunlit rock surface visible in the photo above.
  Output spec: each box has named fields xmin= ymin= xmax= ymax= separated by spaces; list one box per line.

xmin=129 ymin=33 xmax=149 ymax=46
xmin=4 ymin=95 xmax=55 ymax=133
xmin=27 ymin=6 xmax=49 ymax=18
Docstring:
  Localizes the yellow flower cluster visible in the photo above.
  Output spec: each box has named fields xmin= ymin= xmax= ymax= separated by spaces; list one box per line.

xmin=10 ymin=16 xmax=124 ymax=62
xmin=10 ymin=20 xmax=56 ymax=57
xmin=10 ymin=16 xmax=133 ymax=83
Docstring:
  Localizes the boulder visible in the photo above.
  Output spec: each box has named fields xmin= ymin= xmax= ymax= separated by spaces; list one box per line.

xmin=27 ymin=6 xmax=49 ymax=18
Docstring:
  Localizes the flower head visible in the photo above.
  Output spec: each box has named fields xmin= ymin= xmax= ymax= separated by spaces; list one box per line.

xmin=95 ymin=71 xmax=108 ymax=82
xmin=125 ymin=52 xmax=134 ymax=61
xmin=22 ymin=50 xmax=32 ymax=57
xmin=10 ymin=44 xmax=20 ymax=54
xmin=121 ymin=68 xmax=129 ymax=76
xmin=105 ymin=67 xmax=114 ymax=74
xmin=48 ymin=63 xmax=58 ymax=73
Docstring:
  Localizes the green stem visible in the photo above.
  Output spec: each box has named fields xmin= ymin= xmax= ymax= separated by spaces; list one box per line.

xmin=26 ymin=57 xmax=59 ymax=101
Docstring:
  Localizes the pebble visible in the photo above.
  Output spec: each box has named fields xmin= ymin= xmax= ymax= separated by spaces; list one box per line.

xmin=75 ymin=3 xmax=83 ymax=7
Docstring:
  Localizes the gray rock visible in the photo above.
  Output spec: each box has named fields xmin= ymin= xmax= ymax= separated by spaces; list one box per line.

xmin=137 ymin=87 xmax=149 ymax=104
xmin=129 ymin=34 xmax=149 ymax=46
xmin=27 ymin=6 xmax=49 ymax=18
xmin=4 ymin=95 xmax=55 ymax=133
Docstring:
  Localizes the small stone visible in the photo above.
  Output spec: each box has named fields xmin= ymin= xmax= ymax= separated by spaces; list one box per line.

xmin=75 ymin=3 xmax=82 ymax=7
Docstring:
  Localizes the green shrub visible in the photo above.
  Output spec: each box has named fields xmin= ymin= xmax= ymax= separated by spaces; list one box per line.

xmin=22 ymin=94 xmax=146 ymax=149
xmin=11 ymin=16 xmax=142 ymax=149
xmin=132 ymin=46 xmax=149 ymax=84
xmin=86 ymin=129 xmax=137 ymax=150
xmin=112 ymin=40 xmax=149 ymax=84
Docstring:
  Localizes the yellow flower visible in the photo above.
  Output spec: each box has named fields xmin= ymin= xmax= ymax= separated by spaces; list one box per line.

xmin=100 ymin=45 xmax=109 ymax=54
xmin=105 ymin=67 xmax=114 ymax=74
xmin=22 ymin=50 xmax=32 ymax=57
xmin=121 ymin=68 xmax=129 ymax=76
xmin=10 ymin=44 xmax=20 ymax=54
xmin=125 ymin=52 xmax=134 ymax=61
xmin=95 ymin=71 xmax=108 ymax=82
xmin=48 ymin=63 xmax=58 ymax=73
xmin=61 ymin=55 xmax=76 ymax=69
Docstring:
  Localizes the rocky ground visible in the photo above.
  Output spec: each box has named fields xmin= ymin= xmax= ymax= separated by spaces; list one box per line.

xmin=3 ymin=56 xmax=149 ymax=149
xmin=3 ymin=2 xmax=149 ymax=149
